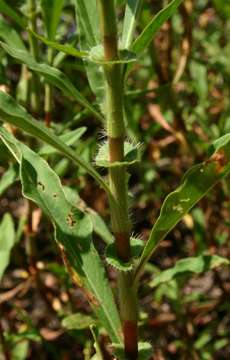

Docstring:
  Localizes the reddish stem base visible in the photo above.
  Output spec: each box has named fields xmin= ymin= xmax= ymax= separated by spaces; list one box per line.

xmin=123 ymin=320 xmax=138 ymax=360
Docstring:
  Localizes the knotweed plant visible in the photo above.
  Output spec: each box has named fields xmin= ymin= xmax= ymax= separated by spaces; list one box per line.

xmin=0 ymin=0 xmax=230 ymax=359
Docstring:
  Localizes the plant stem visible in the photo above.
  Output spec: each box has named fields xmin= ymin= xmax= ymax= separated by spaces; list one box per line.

xmin=27 ymin=0 xmax=40 ymax=113
xmin=97 ymin=0 xmax=138 ymax=358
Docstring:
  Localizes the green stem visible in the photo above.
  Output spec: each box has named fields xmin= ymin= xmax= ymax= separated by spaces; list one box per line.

xmin=27 ymin=0 xmax=40 ymax=113
xmin=97 ymin=0 xmax=138 ymax=358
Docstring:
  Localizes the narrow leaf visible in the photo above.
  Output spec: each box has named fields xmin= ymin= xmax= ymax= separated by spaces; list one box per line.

xmin=28 ymin=29 xmax=88 ymax=58
xmin=40 ymin=0 xmax=65 ymax=40
xmin=0 ymin=213 xmax=15 ymax=281
xmin=74 ymin=0 xmax=100 ymax=48
xmin=0 ymin=41 xmax=103 ymax=121
xmin=39 ymin=127 xmax=87 ymax=156
xmin=132 ymin=0 xmax=183 ymax=55
xmin=0 ymin=92 xmax=109 ymax=195
xmin=0 ymin=0 xmax=27 ymax=29
xmin=74 ymin=0 xmax=104 ymax=107
xmin=0 ymin=16 xmax=27 ymax=50
xmin=62 ymin=313 xmax=96 ymax=330
xmin=0 ymin=129 xmax=122 ymax=344
xmin=121 ymin=0 xmax=143 ymax=49
xmin=0 ymin=164 xmax=18 ymax=196
xmin=151 ymin=255 xmax=230 ymax=287
xmin=135 ymin=134 xmax=230 ymax=278
xmin=88 ymin=210 xmax=114 ymax=245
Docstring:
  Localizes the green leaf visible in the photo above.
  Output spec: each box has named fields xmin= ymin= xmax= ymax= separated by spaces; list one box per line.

xmin=40 ymin=0 xmax=65 ymax=40
xmin=151 ymin=255 xmax=230 ymax=287
xmin=88 ymin=209 xmax=114 ymax=245
xmin=213 ymin=0 xmax=230 ymax=19
xmin=0 ymin=41 xmax=103 ymax=121
xmin=0 ymin=0 xmax=27 ymax=29
xmin=89 ymin=45 xmax=136 ymax=64
xmin=74 ymin=0 xmax=100 ymax=48
xmin=90 ymin=325 xmax=104 ymax=360
xmin=39 ymin=127 xmax=87 ymax=156
xmin=95 ymin=141 xmax=139 ymax=168
xmin=63 ymin=186 xmax=113 ymax=245
xmin=0 ymin=129 xmax=122 ymax=344
xmin=0 ymin=16 xmax=27 ymax=50
xmin=62 ymin=313 xmax=96 ymax=330
xmin=121 ymin=0 xmax=143 ymax=49
xmin=28 ymin=29 xmax=88 ymax=58
xmin=106 ymin=238 xmax=143 ymax=271
xmin=74 ymin=0 xmax=104 ymax=107
xmin=131 ymin=0 xmax=183 ymax=55
xmin=0 ymin=92 xmax=109 ymax=195
xmin=0 ymin=164 xmax=18 ymax=196
xmin=135 ymin=134 xmax=230 ymax=278
xmin=11 ymin=340 xmax=29 ymax=360
xmin=0 ymin=213 xmax=15 ymax=281
xmin=113 ymin=342 xmax=152 ymax=360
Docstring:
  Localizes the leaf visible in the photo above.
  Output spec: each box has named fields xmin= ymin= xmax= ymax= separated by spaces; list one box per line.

xmin=0 ymin=16 xmax=27 ymax=50
xmin=213 ymin=0 xmax=230 ymax=19
xmin=39 ymin=127 xmax=87 ymax=156
xmin=62 ymin=313 xmax=96 ymax=330
xmin=113 ymin=342 xmax=152 ymax=360
xmin=95 ymin=141 xmax=139 ymax=168
xmin=40 ymin=0 xmax=65 ymax=40
xmin=90 ymin=325 xmax=104 ymax=360
xmin=135 ymin=133 xmax=230 ymax=278
xmin=0 ymin=164 xmax=18 ymax=196
xmin=151 ymin=255 xmax=230 ymax=287
xmin=11 ymin=340 xmax=29 ymax=360
xmin=89 ymin=45 xmax=136 ymax=64
xmin=0 ymin=41 xmax=103 ymax=121
xmin=0 ymin=213 xmax=15 ymax=281
xmin=28 ymin=29 xmax=88 ymax=58
xmin=74 ymin=0 xmax=104 ymax=107
xmin=74 ymin=0 xmax=100 ymax=48
xmin=88 ymin=210 xmax=113 ymax=245
xmin=0 ymin=0 xmax=27 ymax=29
xmin=121 ymin=0 xmax=143 ymax=49
xmin=131 ymin=0 xmax=183 ymax=55
xmin=106 ymin=238 xmax=143 ymax=271
xmin=0 ymin=92 xmax=109 ymax=195
xmin=0 ymin=129 xmax=122 ymax=344
xmin=63 ymin=186 xmax=113 ymax=245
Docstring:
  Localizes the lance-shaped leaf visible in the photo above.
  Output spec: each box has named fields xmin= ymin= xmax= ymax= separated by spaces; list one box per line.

xmin=121 ymin=0 xmax=143 ymax=49
xmin=74 ymin=0 xmax=100 ymax=48
xmin=0 ymin=0 xmax=27 ymax=29
xmin=39 ymin=127 xmax=86 ymax=156
xmin=0 ymin=128 xmax=122 ymax=344
xmin=28 ymin=29 xmax=88 ymax=58
xmin=0 ymin=91 xmax=110 ymax=195
xmin=40 ymin=0 xmax=65 ymax=41
xmin=0 ymin=213 xmax=15 ymax=281
xmin=74 ymin=0 xmax=104 ymax=108
xmin=0 ymin=164 xmax=18 ymax=196
xmin=135 ymin=134 xmax=230 ymax=278
xmin=0 ymin=16 xmax=27 ymax=50
xmin=151 ymin=255 xmax=230 ymax=288
xmin=0 ymin=41 xmax=103 ymax=121
xmin=131 ymin=0 xmax=183 ymax=55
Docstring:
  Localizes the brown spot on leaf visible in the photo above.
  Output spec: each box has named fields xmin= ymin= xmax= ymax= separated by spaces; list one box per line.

xmin=66 ymin=212 xmax=76 ymax=227
xmin=37 ymin=181 xmax=45 ymax=191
